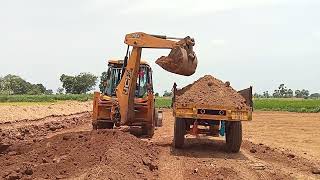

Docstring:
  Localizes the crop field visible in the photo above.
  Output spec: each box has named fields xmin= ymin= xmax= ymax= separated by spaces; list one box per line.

xmin=0 ymin=94 xmax=92 ymax=103
xmin=254 ymin=98 xmax=320 ymax=113
xmin=1 ymin=95 xmax=319 ymax=113
xmin=156 ymin=97 xmax=320 ymax=112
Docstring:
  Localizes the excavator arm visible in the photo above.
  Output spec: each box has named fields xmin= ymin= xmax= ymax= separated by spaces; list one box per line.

xmin=116 ymin=32 xmax=197 ymax=125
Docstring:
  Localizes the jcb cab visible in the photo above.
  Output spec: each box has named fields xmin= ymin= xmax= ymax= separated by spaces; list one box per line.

xmin=92 ymin=60 xmax=161 ymax=137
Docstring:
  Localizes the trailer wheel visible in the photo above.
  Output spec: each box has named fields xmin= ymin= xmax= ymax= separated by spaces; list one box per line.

xmin=173 ymin=118 xmax=186 ymax=148
xmin=225 ymin=121 xmax=242 ymax=153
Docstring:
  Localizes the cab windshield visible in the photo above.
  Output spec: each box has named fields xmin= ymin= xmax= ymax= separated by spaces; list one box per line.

xmin=104 ymin=64 xmax=152 ymax=98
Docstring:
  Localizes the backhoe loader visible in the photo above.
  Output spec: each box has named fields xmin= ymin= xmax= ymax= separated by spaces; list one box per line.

xmin=92 ymin=32 xmax=197 ymax=137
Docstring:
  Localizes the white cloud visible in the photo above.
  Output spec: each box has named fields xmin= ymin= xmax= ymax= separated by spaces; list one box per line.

xmin=120 ymin=0 xmax=291 ymax=16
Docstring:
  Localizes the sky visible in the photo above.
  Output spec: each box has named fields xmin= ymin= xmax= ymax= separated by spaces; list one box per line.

xmin=0 ymin=0 xmax=319 ymax=94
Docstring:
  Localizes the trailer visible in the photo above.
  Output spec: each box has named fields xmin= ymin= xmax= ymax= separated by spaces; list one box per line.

xmin=172 ymin=83 xmax=253 ymax=153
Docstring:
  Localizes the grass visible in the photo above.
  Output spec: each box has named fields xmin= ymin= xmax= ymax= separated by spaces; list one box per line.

xmin=0 ymin=94 xmax=92 ymax=103
xmin=254 ymin=98 xmax=320 ymax=113
xmin=155 ymin=97 xmax=172 ymax=108
xmin=1 ymin=94 xmax=319 ymax=113
xmin=155 ymin=97 xmax=320 ymax=113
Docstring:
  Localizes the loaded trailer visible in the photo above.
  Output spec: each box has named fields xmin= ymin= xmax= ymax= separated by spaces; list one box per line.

xmin=172 ymin=83 xmax=253 ymax=153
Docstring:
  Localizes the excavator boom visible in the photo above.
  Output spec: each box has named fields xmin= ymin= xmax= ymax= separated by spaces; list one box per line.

xmin=116 ymin=32 xmax=198 ymax=125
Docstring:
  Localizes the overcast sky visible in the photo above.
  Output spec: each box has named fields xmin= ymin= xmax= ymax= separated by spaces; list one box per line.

xmin=1 ymin=0 xmax=319 ymax=94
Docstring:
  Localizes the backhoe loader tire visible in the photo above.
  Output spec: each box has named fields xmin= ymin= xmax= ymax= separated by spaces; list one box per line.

xmin=96 ymin=122 xmax=114 ymax=129
xmin=142 ymin=111 xmax=156 ymax=138
xmin=142 ymin=125 xmax=155 ymax=138
xmin=226 ymin=121 xmax=242 ymax=153
xmin=173 ymin=118 xmax=186 ymax=148
xmin=92 ymin=122 xmax=97 ymax=130
xmin=154 ymin=110 xmax=159 ymax=127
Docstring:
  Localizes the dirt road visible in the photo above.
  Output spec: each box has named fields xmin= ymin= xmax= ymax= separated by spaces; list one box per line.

xmin=244 ymin=111 xmax=320 ymax=162
xmin=154 ymin=110 xmax=320 ymax=180
xmin=0 ymin=108 xmax=319 ymax=179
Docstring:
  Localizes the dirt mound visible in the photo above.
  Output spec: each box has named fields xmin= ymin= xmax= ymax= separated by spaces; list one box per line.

xmin=0 ymin=112 xmax=92 ymax=146
xmin=175 ymin=75 xmax=249 ymax=109
xmin=0 ymin=130 xmax=159 ymax=180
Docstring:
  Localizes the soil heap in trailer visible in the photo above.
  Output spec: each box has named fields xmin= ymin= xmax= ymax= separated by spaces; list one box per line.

xmin=172 ymin=75 xmax=253 ymax=152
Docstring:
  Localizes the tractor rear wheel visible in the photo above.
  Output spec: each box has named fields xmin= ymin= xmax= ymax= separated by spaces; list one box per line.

xmin=173 ymin=118 xmax=186 ymax=148
xmin=225 ymin=121 xmax=242 ymax=153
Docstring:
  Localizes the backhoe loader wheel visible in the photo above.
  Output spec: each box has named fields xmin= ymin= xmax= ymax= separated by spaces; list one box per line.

xmin=225 ymin=121 xmax=242 ymax=153
xmin=173 ymin=118 xmax=186 ymax=148
xmin=142 ymin=125 xmax=155 ymax=138
xmin=154 ymin=110 xmax=159 ymax=127
xmin=96 ymin=122 xmax=114 ymax=129
xmin=92 ymin=122 xmax=97 ymax=130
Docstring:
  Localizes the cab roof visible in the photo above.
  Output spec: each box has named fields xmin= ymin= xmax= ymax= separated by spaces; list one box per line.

xmin=108 ymin=59 xmax=149 ymax=65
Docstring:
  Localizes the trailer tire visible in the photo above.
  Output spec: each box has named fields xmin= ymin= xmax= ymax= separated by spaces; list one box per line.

xmin=226 ymin=121 xmax=242 ymax=153
xmin=173 ymin=118 xmax=186 ymax=148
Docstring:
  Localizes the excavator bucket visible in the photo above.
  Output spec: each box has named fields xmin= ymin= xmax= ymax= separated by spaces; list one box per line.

xmin=156 ymin=37 xmax=198 ymax=76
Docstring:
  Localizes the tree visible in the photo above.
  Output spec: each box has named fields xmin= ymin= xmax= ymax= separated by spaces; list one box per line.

xmin=0 ymin=74 xmax=50 ymax=95
xmin=60 ymin=74 xmax=75 ymax=94
xmin=163 ymin=90 xmax=172 ymax=97
xmin=35 ymin=84 xmax=46 ymax=94
xmin=27 ymin=84 xmax=42 ymax=95
xmin=155 ymin=92 xmax=159 ymax=97
xmin=56 ymin=87 xmax=64 ymax=94
xmin=262 ymin=91 xmax=270 ymax=98
xmin=301 ymin=89 xmax=309 ymax=98
xmin=45 ymin=89 xmax=53 ymax=95
xmin=273 ymin=84 xmax=293 ymax=98
xmin=295 ymin=89 xmax=309 ymax=98
xmin=285 ymin=89 xmax=293 ymax=98
xmin=60 ymin=73 xmax=98 ymax=94
xmin=310 ymin=93 xmax=320 ymax=98
xmin=295 ymin=90 xmax=302 ymax=98
xmin=1 ymin=74 xmax=30 ymax=95
xmin=99 ymin=71 xmax=108 ymax=93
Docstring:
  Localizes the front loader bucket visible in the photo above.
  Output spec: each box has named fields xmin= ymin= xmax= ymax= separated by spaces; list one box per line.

xmin=156 ymin=38 xmax=198 ymax=76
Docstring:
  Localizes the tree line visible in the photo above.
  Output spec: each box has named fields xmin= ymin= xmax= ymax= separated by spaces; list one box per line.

xmin=0 ymin=73 xmax=97 ymax=95
xmin=254 ymin=84 xmax=320 ymax=99
xmin=1 ymin=74 xmax=319 ymax=98
xmin=0 ymin=74 xmax=52 ymax=95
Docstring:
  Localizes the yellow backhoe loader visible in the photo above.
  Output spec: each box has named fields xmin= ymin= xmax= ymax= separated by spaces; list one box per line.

xmin=92 ymin=32 xmax=197 ymax=137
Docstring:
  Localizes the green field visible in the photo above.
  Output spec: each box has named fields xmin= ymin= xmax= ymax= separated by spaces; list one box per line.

xmin=254 ymin=98 xmax=320 ymax=113
xmin=0 ymin=95 xmax=319 ymax=113
xmin=155 ymin=97 xmax=172 ymax=108
xmin=155 ymin=97 xmax=320 ymax=113
xmin=0 ymin=94 xmax=92 ymax=103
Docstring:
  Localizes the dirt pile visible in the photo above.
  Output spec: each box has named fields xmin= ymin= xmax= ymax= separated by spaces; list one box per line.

xmin=0 ymin=130 xmax=159 ymax=180
xmin=0 ymin=112 xmax=92 ymax=146
xmin=175 ymin=75 xmax=249 ymax=109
